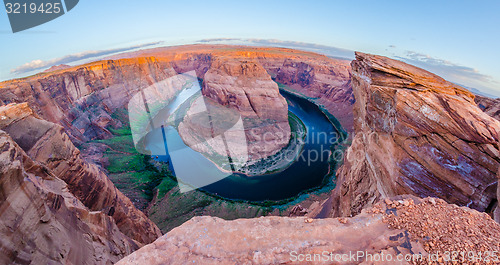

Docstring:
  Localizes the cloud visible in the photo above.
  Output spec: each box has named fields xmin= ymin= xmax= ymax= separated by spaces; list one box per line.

xmin=396 ymin=51 xmax=493 ymax=83
xmin=196 ymin=38 xmax=355 ymax=60
xmin=198 ymin=38 xmax=240 ymax=42
xmin=11 ymin=41 xmax=163 ymax=74
xmin=395 ymin=51 xmax=500 ymax=97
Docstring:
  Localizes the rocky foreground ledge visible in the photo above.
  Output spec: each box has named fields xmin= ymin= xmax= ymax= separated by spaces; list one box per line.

xmin=117 ymin=197 xmax=500 ymax=265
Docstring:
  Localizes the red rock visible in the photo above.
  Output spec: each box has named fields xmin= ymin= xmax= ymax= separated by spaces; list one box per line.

xmin=117 ymin=196 xmax=500 ymax=265
xmin=0 ymin=103 xmax=162 ymax=244
xmin=116 ymin=208 xmax=421 ymax=265
xmin=333 ymin=52 xmax=500 ymax=217
xmin=276 ymin=57 xmax=354 ymax=132
xmin=496 ymin=168 xmax=500 ymax=223
xmin=476 ymin=95 xmax=500 ymax=121
xmin=0 ymin=130 xmax=140 ymax=264
xmin=179 ymin=57 xmax=291 ymax=161
xmin=0 ymin=45 xmax=355 ymax=144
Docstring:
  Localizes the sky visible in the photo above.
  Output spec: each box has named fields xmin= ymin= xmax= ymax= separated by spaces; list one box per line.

xmin=1 ymin=0 xmax=499 ymax=97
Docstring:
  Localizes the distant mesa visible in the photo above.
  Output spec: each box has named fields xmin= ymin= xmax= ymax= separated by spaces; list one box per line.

xmin=43 ymin=64 xmax=71 ymax=73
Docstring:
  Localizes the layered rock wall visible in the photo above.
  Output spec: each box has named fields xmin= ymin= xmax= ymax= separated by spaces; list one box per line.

xmin=496 ymin=168 xmax=500 ymax=223
xmin=333 ymin=52 xmax=500 ymax=217
xmin=276 ymin=58 xmax=354 ymax=132
xmin=476 ymin=95 xmax=500 ymax=121
xmin=180 ymin=58 xmax=290 ymax=161
xmin=0 ymin=57 xmax=178 ymax=144
xmin=0 ymin=46 xmax=355 ymax=145
xmin=0 ymin=130 xmax=140 ymax=264
xmin=0 ymin=103 xmax=162 ymax=244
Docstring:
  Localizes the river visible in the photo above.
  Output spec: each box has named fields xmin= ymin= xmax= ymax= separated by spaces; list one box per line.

xmin=145 ymin=89 xmax=342 ymax=202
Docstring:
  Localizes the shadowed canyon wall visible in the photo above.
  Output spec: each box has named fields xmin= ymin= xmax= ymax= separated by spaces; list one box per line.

xmin=0 ymin=120 xmax=140 ymax=264
xmin=1 ymin=45 xmax=500 ymax=264
xmin=0 ymin=103 xmax=162 ymax=244
xmin=0 ymin=46 xmax=356 ymax=262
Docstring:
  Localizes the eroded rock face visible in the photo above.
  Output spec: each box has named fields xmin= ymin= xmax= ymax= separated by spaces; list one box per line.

xmin=180 ymin=58 xmax=291 ymax=161
xmin=476 ymin=96 xmax=500 ymax=223
xmin=0 ymin=103 xmax=162 ymax=244
xmin=476 ymin=95 xmax=500 ymax=121
xmin=333 ymin=52 xmax=500 ymax=217
xmin=0 ymin=130 xmax=140 ymax=264
xmin=117 ymin=196 xmax=500 ymax=265
xmin=276 ymin=57 xmax=354 ymax=132
xmin=0 ymin=45 xmax=355 ymax=147
xmin=0 ymin=57 xmax=178 ymax=145
xmin=496 ymin=168 xmax=500 ymax=223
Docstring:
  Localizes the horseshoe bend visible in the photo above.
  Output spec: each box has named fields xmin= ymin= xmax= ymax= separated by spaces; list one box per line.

xmin=0 ymin=45 xmax=499 ymax=264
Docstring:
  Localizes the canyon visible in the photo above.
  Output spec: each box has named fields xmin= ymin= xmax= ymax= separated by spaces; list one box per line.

xmin=0 ymin=45 xmax=353 ymax=158
xmin=117 ymin=50 xmax=500 ymax=264
xmin=0 ymin=45 xmax=499 ymax=264
xmin=476 ymin=95 xmax=500 ymax=121
xmin=0 ymin=45 xmax=355 ymax=263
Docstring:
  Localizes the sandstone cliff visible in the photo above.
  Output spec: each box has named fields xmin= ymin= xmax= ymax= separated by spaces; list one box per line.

xmin=496 ymin=168 xmax=500 ymax=223
xmin=476 ymin=95 xmax=500 ymax=121
xmin=0 ymin=57 xmax=177 ymax=145
xmin=0 ymin=103 xmax=162 ymax=244
xmin=0 ymin=45 xmax=354 ymax=144
xmin=117 ymin=196 xmax=500 ymax=264
xmin=0 ymin=45 xmax=356 ymax=233
xmin=0 ymin=129 xmax=140 ymax=264
xmin=333 ymin=52 xmax=500 ymax=217
xmin=0 ymin=46 xmax=354 ymax=163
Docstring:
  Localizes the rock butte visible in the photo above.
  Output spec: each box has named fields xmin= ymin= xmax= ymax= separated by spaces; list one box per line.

xmin=180 ymin=57 xmax=291 ymax=161
xmin=0 ymin=45 xmax=353 ymax=145
xmin=0 ymin=45 xmax=354 ymax=264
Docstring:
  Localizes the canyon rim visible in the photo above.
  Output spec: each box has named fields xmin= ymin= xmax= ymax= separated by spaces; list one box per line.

xmin=0 ymin=45 xmax=499 ymax=264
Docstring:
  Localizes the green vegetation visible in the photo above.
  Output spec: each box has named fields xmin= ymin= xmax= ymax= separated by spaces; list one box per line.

xmin=148 ymin=186 xmax=271 ymax=233
xmin=288 ymin=111 xmax=306 ymax=139
xmin=92 ymin=108 xmax=176 ymax=209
